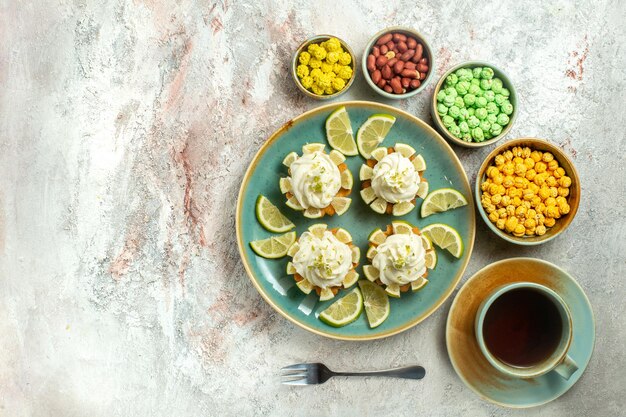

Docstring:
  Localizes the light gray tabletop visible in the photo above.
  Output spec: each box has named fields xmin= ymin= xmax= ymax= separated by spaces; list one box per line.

xmin=1 ymin=1 xmax=624 ymax=416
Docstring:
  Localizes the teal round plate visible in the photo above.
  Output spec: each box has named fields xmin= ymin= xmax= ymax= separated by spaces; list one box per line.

xmin=236 ymin=101 xmax=475 ymax=340
xmin=446 ymin=257 xmax=595 ymax=407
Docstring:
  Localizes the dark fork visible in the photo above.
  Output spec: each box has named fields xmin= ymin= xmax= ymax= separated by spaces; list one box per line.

xmin=281 ymin=363 xmax=425 ymax=385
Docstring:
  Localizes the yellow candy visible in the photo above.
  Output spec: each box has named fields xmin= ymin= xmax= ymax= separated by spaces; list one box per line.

xmin=309 ymin=58 xmax=322 ymax=69
xmin=324 ymin=86 xmax=335 ymax=95
xmin=488 ymin=211 xmax=499 ymax=223
xmin=558 ymin=187 xmax=570 ymax=197
xmin=504 ymin=150 xmax=514 ymax=161
xmin=513 ymin=224 xmax=526 ymax=237
xmin=495 ymin=155 xmax=505 ymax=166
xmin=545 ymin=217 xmax=556 ymax=227
xmin=530 ymin=151 xmax=543 ymax=162
xmin=326 ymin=51 xmax=339 ymax=64
xmin=299 ymin=51 xmax=311 ymax=65
xmin=301 ymin=76 xmax=313 ymax=89
xmin=536 ymin=225 xmax=547 ymax=235
xmin=311 ymin=84 xmax=324 ymax=95
xmin=331 ymin=77 xmax=346 ymax=91
xmin=296 ymin=64 xmax=309 ymax=79
xmin=559 ymin=176 xmax=572 ymax=188
xmin=321 ymin=62 xmax=333 ymax=73
xmin=338 ymin=52 xmax=352 ymax=65
xmin=312 ymin=47 xmax=327 ymax=61
xmin=548 ymin=160 xmax=559 ymax=171
xmin=535 ymin=161 xmax=547 ymax=173
xmin=496 ymin=218 xmax=506 ymax=230
xmin=505 ymin=216 xmax=518 ymax=232
xmin=324 ymin=37 xmax=342 ymax=52
xmin=337 ymin=66 xmax=353 ymax=80
xmin=481 ymin=181 xmax=490 ymax=191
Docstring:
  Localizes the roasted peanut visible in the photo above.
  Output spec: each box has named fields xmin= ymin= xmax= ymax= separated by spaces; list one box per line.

xmin=401 ymin=77 xmax=411 ymax=88
xmin=392 ymin=33 xmax=407 ymax=42
xmin=400 ymin=69 xmax=418 ymax=78
xmin=375 ymin=55 xmax=388 ymax=68
xmin=366 ymin=55 xmax=376 ymax=72
xmin=371 ymin=69 xmax=382 ymax=84
xmin=380 ymin=44 xmax=388 ymax=55
xmin=400 ymin=49 xmax=415 ymax=61
xmin=381 ymin=65 xmax=392 ymax=79
xmin=390 ymin=77 xmax=403 ymax=94
xmin=372 ymin=46 xmax=380 ymax=57
xmin=376 ymin=33 xmax=392 ymax=45
xmin=410 ymin=79 xmax=421 ymax=89
xmin=397 ymin=41 xmax=408 ymax=53
xmin=407 ymin=37 xmax=417 ymax=49
xmin=393 ymin=60 xmax=405 ymax=74
xmin=417 ymin=63 xmax=429 ymax=73
xmin=383 ymin=85 xmax=393 ymax=93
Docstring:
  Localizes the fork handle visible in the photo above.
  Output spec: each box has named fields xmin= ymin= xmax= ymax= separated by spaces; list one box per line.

xmin=332 ymin=365 xmax=425 ymax=380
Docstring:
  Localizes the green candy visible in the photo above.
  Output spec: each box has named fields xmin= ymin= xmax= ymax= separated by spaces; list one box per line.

xmin=480 ymin=79 xmax=492 ymax=90
xmin=455 ymin=81 xmax=470 ymax=95
xmin=459 ymin=121 xmax=470 ymax=133
xmin=463 ymin=94 xmax=476 ymax=106
xmin=442 ymin=115 xmax=455 ymax=128
xmin=470 ymin=78 xmax=480 ymax=86
xmin=486 ymin=102 xmax=499 ymax=114
xmin=443 ymin=95 xmax=456 ymax=107
xmin=456 ymin=68 xmax=473 ymax=82
xmin=448 ymin=106 xmax=461 ymax=119
xmin=468 ymin=84 xmax=481 ymax=95
xmin=501 ymin=88 xmax=510 ymax=97
xmin=483 ymin=90 xmax=495 ymax=102
xmin=494 ymin=94 xmax=506 ymax=105
xmin=437 ymin=90 xmax=447 ymax=102
xmin=471 ymin=127 xmax=485 ymax=141
xmin=479 ymin=120 xmax=491 ymax=132
xmin=483 ymin=129 xmax=493 ymax=140
xmin=472 ymin=67 xmax=483 ymax=79
xmin=458 ymin=108 xmax=470 ymax=120
xmin=501 ymin=101 xmax=514 ymax=115
xmin=462 ymin=132 xmax=472 ymax=142
xmin=467 ymin=115 xmax=480 ymax=128
xmin=491 ymin=78 xmax=503 ymax=93
xmin=468 ymin=107 xmax=476 ymax=116
xmin=481 ymin=67 xmax=494 ymax=80
xmin=454 ymin=96 xmax=465 ymax=108
xmin=490 ymin=123 xmax=503 ymax=136
xmin=449 ymin=124 xmax=461 ymax=137
xmin=444 ymin=87 xmax=458 ymax=98
xmin=476 ymin=97 xmax=488 ymax=108
xmin=448 ymin=105 xmax=461 ymax=119
xmin=497 ymin=113 xmax=510 ymax=126
xmin=437 ymin=103 xmax=448 ymax=116
xmin=487 ymin=113 xmax=498 ymax=124
xmin=475 ymin=108 xmax=488 ymax=120
xmin=446 ymin=73 xmax=459 ymax=86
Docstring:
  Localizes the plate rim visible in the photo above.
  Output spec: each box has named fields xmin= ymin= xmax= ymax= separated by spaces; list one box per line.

xmin=445 ymin=257 xmax=596 ymax=408
xmin=236 ymin=100 xmax=476 ymax=341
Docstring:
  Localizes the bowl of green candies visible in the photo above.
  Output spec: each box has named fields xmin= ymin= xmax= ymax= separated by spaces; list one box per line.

xmin=431 ymin=61 xmax=517 ymax=148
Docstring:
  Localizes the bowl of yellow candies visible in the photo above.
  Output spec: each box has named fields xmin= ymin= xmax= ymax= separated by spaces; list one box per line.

xmin=475 ymin=138 xmax=581 ymax=245
xmin=292 ymin=35 xmax=356 ymax=100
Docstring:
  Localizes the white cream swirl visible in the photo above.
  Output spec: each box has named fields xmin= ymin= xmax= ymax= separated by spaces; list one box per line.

xmin=372 ymin=233 xmax=426 ymax=286
xmin=292 ymin=231 xmax=352 ymax=288
xmin=290 ymin=151 xmax=341 ymax=209
xmin=371 ymin=152 xmax=420 ymax=203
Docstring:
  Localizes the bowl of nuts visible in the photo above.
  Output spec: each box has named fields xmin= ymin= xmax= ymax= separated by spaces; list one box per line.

xmin=292 ymin=35 xmax=356 ymax=100
xmin=432 ymin=61 xmax=517 ymax=148
xmin=362 ymin=27 xmax=434 ymax=99
xmin=475 ymin=138 xmax=580 ymax=245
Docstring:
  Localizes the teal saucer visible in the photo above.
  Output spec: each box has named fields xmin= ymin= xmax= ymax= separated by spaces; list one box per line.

xmin=236 ymin=101 xmax=475 ymax=341
xmin=446 ymin=257 xmax=595 ymax=408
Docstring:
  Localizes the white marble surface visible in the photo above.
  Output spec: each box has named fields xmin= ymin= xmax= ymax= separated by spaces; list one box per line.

xmin=1 ymin=1 xmax=625 ymax=416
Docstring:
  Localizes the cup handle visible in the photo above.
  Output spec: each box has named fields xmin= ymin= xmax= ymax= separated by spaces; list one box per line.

xmin=553 ymin=354 xmax=579 ymax=380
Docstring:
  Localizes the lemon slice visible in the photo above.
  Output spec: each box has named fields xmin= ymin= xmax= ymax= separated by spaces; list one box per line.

xmin=342 ymin=270 xmax=359 ymax=288
xmin=362 ymin=265 xmax=379 ymax=281
xmin=302 ymin=143 xmax=326 ymax=154
xmin=370 ymin=147 xmax=389 ymax=161
xmin=319 ymin=287 xmax=363 ymax=327
xmin=425 ymin=250 xmax=438 ymax=269
xmin=331 ymin=196 xmax=351 ymax=215
xmin=421 ymin=223 xmax=464 ymax=258
xmin=255 ymin=195 xmax=295 ymax=233
xmin=411 ymin=276 xmax=429 ymax=292
xmin=249 ymin=231 xmax=297 ymax=259
xmin=283 ymin=152 xmax=298 ymax=167
xmin=304 ymin=207 xmax=323 ymax=218
xmin=308 ymin=223 xmax=327 ymax=237
xmin=329 ymin=150 xmax=346 ymax=165
xmin=340 ymin=170 xmax=353 ymax=189
xmin=368 ymin=228 xmax=387 ymax=245
xmin=356 ymin=114 xmax=396 ymax=159
xmin=279 ymin=177 xmax=292 ymax=193
xmin=325 ymin=106 xmax=358 ymax=156
xmin=417 ymin=181 xmax=429 ymax=199
xmin=385 ymin=283 xmax=401 ymax=298
xmin=420 ymin=188 xmax=468 ymax=218
xmin=392 ymin=201 xmax=415 ymax=216
xmin=412 ymin=154 xmax=427 ymax=171
xmin=391 ymin=220 xmax=415 ymax=235
xmin=296 ymin=279 xmax=314 ymax=294
xmin=366 ymin=246 xmax=378 ymax=259
xmin=359 ymin=281 xmax=390 ymax=328
xmin=370 ymin=197 xmax=388 ymax=214
xmin=394 ymin=143 xmax=415 ymax=158
xmin=360 ymin=187 xmax=377 ymax=204
xmin=333 ymin=227 xmax=352 ymax=244
xmin=359 ymin=164 xmax=373 ymax=180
